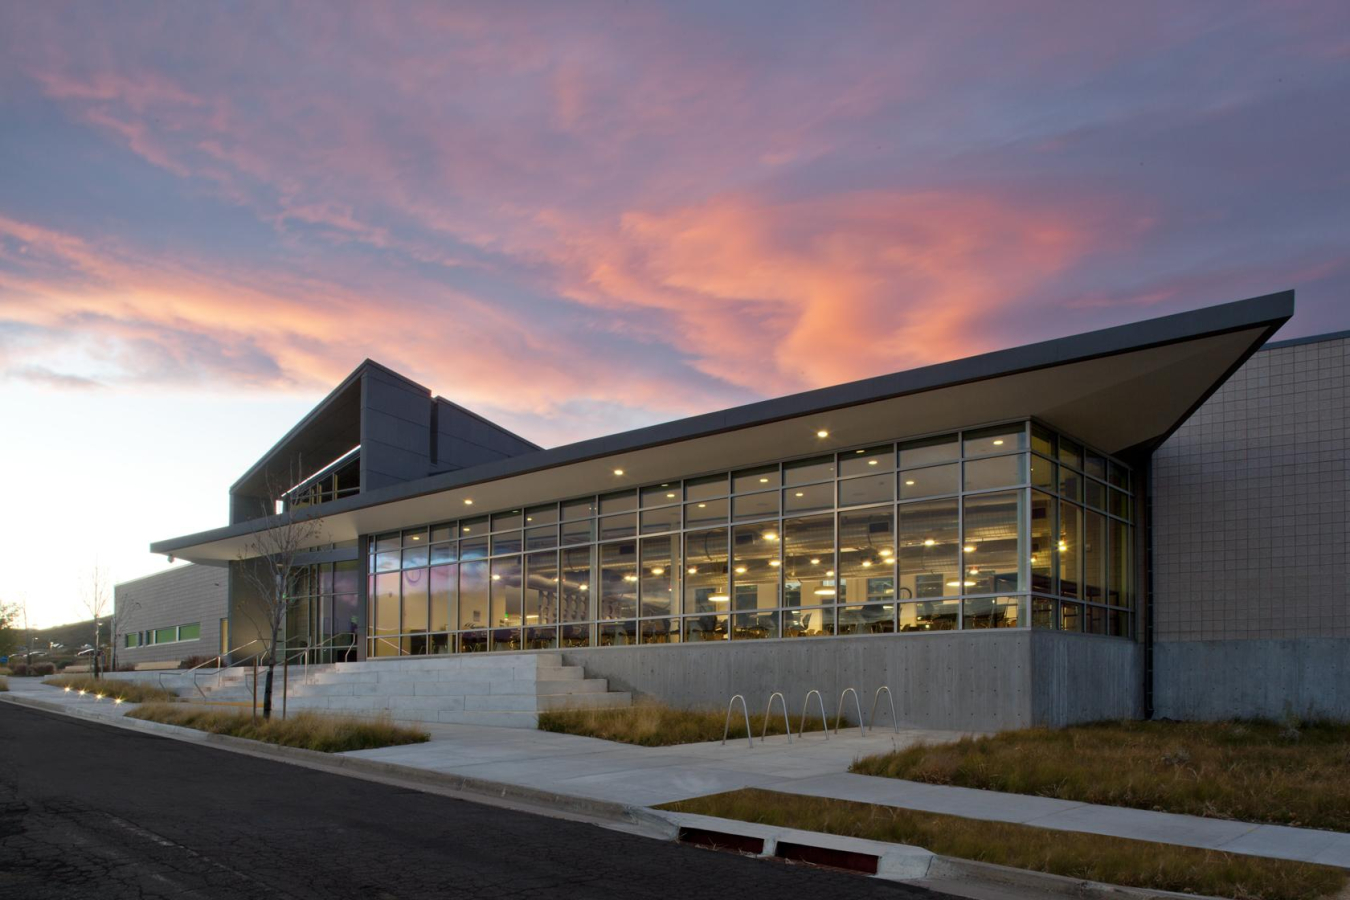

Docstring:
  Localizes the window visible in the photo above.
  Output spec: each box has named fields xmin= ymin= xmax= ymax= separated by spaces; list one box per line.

xmin=783 ymin=515 xmax=834 ymax=608
xmin=640 ymin=536 xmax=679 ymax=618
xmin=177 ymin=622 xmax=201 ymax=641
xmin=599 ymin=542 xmax=638 ymax=620
xmin=963 ymin=491 xmax=1023 ymax=594
xmin=154 ymin=626 xmax=177 ymax=644
xmin=898 ymin=499 xmax=958 ymax=599
xmin=838 ymin=507 xmax=893 ymax=605
xmin=124 ymin=633 xmax=139 ymax=648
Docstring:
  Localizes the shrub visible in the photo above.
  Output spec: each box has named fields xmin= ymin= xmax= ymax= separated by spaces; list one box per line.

xmin=43 ymin=675 xmax=177 ymax=704
xmin=9 ymin=662 xmax=29 ymax=677
xmin=126 ymin=705 xmax=429 ymax=753
xmin=178 ymin=655 xmax=217 ymax=670
xmin=0 ymin=666 xmax=11 ymax=676
xmin=31 ymin=662 xmax=55 ymax=676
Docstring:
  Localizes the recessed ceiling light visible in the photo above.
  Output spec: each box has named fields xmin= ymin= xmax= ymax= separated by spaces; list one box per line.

xmin=868 ymin=459 xmax=878 ymax=466
xmin=463 ymin=527 xmax=471 ymax=533
xmin=855 ymin=450 xmax=865 ymax=454
xmin=963 ymin=545 xmax=975 ymax=553
xmin=825 ymin=569 xmax=835 ymax=577
xmin=759 ymin=477 xmax=769 ymax=483
xmin=762 ymin=531 xmax=778 ymax=541
xmin=491 ymin=574 xmax=501 ymax=581
xmin=809 ymin=557 xmax=820 ymax=565
xmin=709 ymin=594 xmax=730 ymax=603
xmin=879 ymin=548 xmax=893 ymax=557
xmin=795 ymin=492 xmax=804 ymax=497
xmin=651 ymin=567 xmax=664 ymax=576
xmin=816 ymin=430 xmax=829 ymax=438
xmin=666 ymin=492 xmax=676 ymax=499
xmin=923 ymin=538 xmax=936 ymax=547
xmin=687 ymin=567 xmax=698 ymax=574
xmin=614 ymin=468 xmax=624 ymax=476
xmin=463 ymin=499 xmax=473 ymax=505
xmin=861 ymin=560 xmax=872 ymax=568
xmin=768 ymin=560 xmax=780 ymax=567
xmin=904 ymin=480 xmax=916 ymax=486
xmin=697 ymin=502 xmax=706 ymax=508
xmin=411 ymin=535 xmax=420 ymax=540
xmin=734 ymin=566 xmax=747 ymax=574
xmin=993 ymin=439 xmax=1004 ymax=446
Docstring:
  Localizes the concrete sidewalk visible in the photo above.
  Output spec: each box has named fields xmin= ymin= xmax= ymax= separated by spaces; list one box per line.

xmin=9 ymin=677 xmax=1349 ymax=870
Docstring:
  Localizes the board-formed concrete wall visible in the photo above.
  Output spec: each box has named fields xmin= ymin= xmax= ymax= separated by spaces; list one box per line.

xmin=1152 ymin=332 xmax=1349 ymax=720
xmin=562 ymin=629 xmax=1140 ymax=733
xmin=114 ymin=564 xmax=228 ymax=666
xmin=1154 ymin=638 xmax=1350 ymax=721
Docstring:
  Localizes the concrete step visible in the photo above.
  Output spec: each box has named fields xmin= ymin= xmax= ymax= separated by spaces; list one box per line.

xmin=465 ymin=691 xmax=631 ymax=712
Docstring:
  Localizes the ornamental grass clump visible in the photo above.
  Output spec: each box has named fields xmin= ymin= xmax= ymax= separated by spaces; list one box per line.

xmin=851 ymin=718 xmax=1350 ymax=832
xmin=43 ymin=675 xmax=177 ymax=704
xmin=127 ymin=704 xmax=429 ymax=753
xmin=539 ymin=699 xmax=827 ymax=747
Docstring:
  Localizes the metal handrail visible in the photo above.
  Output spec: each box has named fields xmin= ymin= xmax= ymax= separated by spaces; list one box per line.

xmin=370 ymin=635 xmax=405 ymax=657
xmin=184 ymin=639 xmax=265 ymax=699
xmin=835 ymin=687 xmax=865 ymax=738
xmin=799 ymin=689 xmax=828 ymax=740
xmin=722 ymin=694 xmax=753 ymax=748
xmin=869 ymin=686 xmax=898 ymax=734
xmin=761 ymin=692 xmax=791 ymax=744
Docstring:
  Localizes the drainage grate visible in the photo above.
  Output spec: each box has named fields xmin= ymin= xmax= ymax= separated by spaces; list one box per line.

xmin=775 ymin=841 xmax=879 ymax=875
xmin=676 ymin=827 xmax=765 ymax=855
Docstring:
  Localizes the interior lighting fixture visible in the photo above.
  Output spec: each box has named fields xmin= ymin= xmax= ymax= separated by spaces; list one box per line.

xmin=904 ymin=479 xmax=915 ymax=486
xmin=650 ymin=567 xmax=664 ymax=576
xmin=614 ymin=469 xmax=625 ymax=476
xmin=879 ymin=548 xmax=893 ymax=557
xmin=825 ymin=570 xmax=835 ymax=577
xmin=709 ymin=594 xmax=730 ymax=603
xmin=761 ymin=531 xmax=778 ymax=541
xmin=946 ymin=580 xmax=977 ymax=587
xmin=463 ymin=499 xmax=473 ymax=505
xmin=687 ymin=567 xmax=698 ymax=574
xmin=759 ymin=477 xmax=769 ymax=483
xmin=491 ymin=574 xmax=501 ymax=581
xmin=411 ymin=534 xmax=420 ymax=541
xmin=993 ymin=439 xmax=1004 ymax=446
xmin=861 ymin=560 xmax=873 ymax=568
xmin=923 ymin=538 xmax=936 ymax=547
xmin=816 ymin=430 xmax=829 ymax=438
xmin=868 ymin=459 xmax=878 ymax=466
xmin=768 ymin=560 xmax=780 ymax=567
xmin=813 ymin=588 xmax=836 ymax=596
xmin=734 ymin=566 xmax=747 ymax=574
xmin=666 ymin=492 xmax=676 ymax=499
xmin=809 ymin=557 xmax=820 ymax=565
xmin=963 ymin=545 xmax=975 ymax=553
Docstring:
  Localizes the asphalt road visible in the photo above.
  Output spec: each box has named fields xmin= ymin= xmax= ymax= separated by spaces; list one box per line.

xmin=0 ymin=703 xmax=946 ymax=899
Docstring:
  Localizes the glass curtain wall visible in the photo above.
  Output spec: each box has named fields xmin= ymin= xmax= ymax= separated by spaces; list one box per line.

xmin=366 ymin=420 xmax=1135 ymax=656
xmin=284 ymin=559 xmax=361 ymax=661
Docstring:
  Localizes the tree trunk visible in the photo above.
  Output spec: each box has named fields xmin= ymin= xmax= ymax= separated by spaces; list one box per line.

xmin=93 ymin=620 xmax=101 ymax=679
xmin=262 ymin=664 xmax=275 ymax=720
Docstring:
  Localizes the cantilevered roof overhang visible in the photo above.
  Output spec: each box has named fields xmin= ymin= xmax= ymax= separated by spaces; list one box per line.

xmin=154 ymin=290 xmax=1293 ymax=564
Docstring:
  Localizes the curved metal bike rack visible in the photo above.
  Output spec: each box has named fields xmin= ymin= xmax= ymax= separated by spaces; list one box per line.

xmin=761 ymin=692 xmax=791 ymax=744
xmin=722 ymin=694 xmax=753 ymax=748
xmin=835 ymin=687 xmax=865 ymax=738
xmin=869 ymin=685 xmax=898 ymax=734
xmin=799 ymin=689 xmax=828 ymax=740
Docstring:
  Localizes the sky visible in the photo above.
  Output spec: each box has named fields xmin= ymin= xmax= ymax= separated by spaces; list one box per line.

xmin=2 ymin=2 xmax=1348 ymax=627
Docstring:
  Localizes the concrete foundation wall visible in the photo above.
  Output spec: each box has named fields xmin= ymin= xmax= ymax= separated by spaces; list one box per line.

xmin=562 ymin=629 xmax=1139 ymax=732
xmin=1154 ymin=638 xmax=1350 ymax=721
xmin=1030 ymin=631 xmax=1144 ymax=726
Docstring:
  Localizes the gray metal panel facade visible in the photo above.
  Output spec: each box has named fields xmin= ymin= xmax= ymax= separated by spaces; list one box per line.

xmin=113 ymin=565 xmax=228 ymax=665
xmin=1152 ymin=334 xmax=1350 ymax=719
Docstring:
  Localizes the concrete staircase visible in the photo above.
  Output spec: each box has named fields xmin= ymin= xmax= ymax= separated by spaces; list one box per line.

xmin=191 ymin=653 xmax=630 ymax=728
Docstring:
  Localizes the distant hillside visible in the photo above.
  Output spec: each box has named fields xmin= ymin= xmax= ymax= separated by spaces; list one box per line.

xmin=8 ymin=617 xmax=109 ymax=659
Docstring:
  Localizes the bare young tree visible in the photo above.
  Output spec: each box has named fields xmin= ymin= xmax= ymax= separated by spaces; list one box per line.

xmin=81 ymin=563 xmax=112 ymax=678
xmin=234 ymin=473 xmax=325 ymax=719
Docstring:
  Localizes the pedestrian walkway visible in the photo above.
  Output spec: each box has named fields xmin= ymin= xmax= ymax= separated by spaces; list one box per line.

xmin=7 ymin=677 xmax=1348 ymax=870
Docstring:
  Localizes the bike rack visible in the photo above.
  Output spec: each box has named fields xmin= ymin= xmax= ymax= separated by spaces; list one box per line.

xmin=761 ymin=692 xmax=791 ymax=744
xmin=722 ymin=694 xmax=753 ymax=748
xmin=799 ymin=689 xmax=828 ymax=740
xmin=869 ymin=686 xmax=898 ymax=734
xmin=835 ymin=687 xmax=865 ymax=738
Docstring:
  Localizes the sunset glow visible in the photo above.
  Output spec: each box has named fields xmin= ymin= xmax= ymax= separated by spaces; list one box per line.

xmin=1 ymin=2 xmax=1347 ymax=625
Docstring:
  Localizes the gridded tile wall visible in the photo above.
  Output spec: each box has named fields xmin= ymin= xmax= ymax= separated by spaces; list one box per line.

xmin=1152 ymin=334 xmax=1350 ymax=641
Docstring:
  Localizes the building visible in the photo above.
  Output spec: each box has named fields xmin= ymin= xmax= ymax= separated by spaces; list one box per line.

xmin=140 ymin=290 xmax=1349 ymax=728
xmin=113 ymin=564 xmax=227 ymax=668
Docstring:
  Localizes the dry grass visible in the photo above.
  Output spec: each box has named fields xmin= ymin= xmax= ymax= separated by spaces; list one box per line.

xmin=662 ymin=789 xmax=1345 ymax=900
xmin=0 ymin=666 xmax=12 ymax=677
xmin=0 ymin=676 xmax=8 ymax=692
xmin=126 ymin=704 xmax=429 ymax=753
xmin=851 ymin=719 xmax=1350 ymax=833
xmin=44 ymin=675 xmax=177 ymax=704
xmin=538 ymin=699 xmax=828 ymax=747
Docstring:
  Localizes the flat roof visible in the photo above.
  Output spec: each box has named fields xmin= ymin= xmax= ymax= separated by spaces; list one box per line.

xmin=154 ymin=290 xmax=1293 ymax=563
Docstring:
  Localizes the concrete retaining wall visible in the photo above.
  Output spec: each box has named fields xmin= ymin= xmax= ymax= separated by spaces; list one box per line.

xmin=1154 ymin=638 xmax=1350 ymax=721
xmin=1030 ymin=631 xmax=1144 ymax=726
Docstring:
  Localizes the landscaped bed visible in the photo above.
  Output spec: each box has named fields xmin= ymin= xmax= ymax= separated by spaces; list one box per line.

xmin=126 ymin=704 xmax=429 ymax=753
xmin=0 ymin=676 xmax=8 ymax=692
xmin=850 ymin=719 xmax=1350 ymax=833
xmin=43 ymin=675 xmax=177 ymax=704
xmin=661 ymin=789 xmax=1346 ymax=900
xmin=539 ymin=700 xmax=827 ymax=747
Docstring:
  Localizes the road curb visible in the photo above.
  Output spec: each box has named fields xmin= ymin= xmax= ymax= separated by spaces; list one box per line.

xmin=0 ymin=692 xmax=1229 ymax=900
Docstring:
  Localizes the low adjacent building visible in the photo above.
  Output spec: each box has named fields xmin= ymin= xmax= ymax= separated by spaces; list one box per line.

xmin=113 ymin=564 xmax=227 ymax=668
xmin=134 ymin=290 xmax=1348 ymax=728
